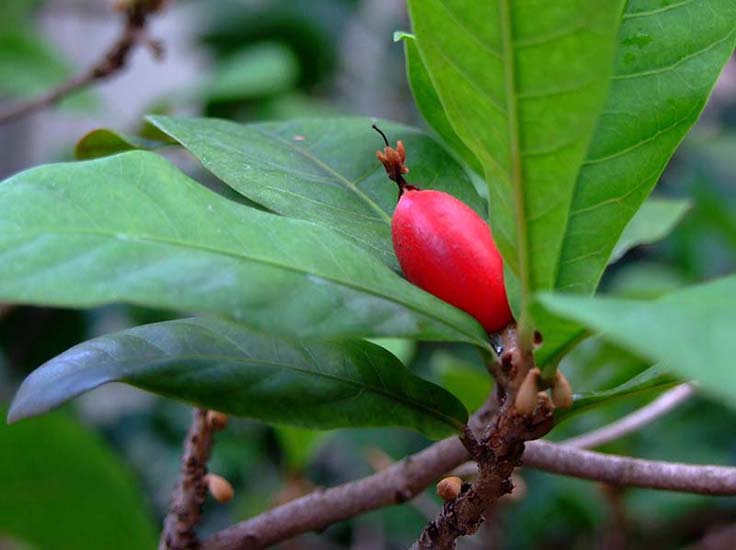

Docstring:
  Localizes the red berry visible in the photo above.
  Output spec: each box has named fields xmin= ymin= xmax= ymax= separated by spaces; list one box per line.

xmin=392 ymin=189 xmax=512 ymax=333
xmin=373 ymin=127 xmax=512 ymax=334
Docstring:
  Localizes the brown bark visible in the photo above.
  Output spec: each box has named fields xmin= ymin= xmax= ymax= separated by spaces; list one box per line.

xmin=160 ymin=408 xmax=216 ymax=550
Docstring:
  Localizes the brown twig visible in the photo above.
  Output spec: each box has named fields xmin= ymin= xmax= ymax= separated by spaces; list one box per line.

xmin=160 ymin=408 xmax=216 ymax=550
xmin=200 ymin=363 xmax=735 ymax=550
xmin=202 ymin=436 xmax=736 ymax=549
xmin=524 ymin=441 xmax=736 ymax=495
xmin=203 ymin=436 xmax=469 ymax=550
xmin=0 ymin=0 xmax=167 ymax=125
xmin=364 ymin=447 xmax=438 ymax=520
xmin=561 ymin=383 xmax=695 ymax=449
xmin=450 ymin=382 xmax=695 ymax=479
xmin=412 ymin=326 xmax=552 ymax=550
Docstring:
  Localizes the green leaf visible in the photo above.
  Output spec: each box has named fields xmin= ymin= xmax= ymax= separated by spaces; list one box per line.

xmin=8 ymin=317 xmax=469 ymax=439
xmin=367 ymin=338 xmax=417 ymax=365
xmin=609 ymin=197 xmax=691 ymax=264
xmin=555 ymin=364 xmax=679 ymax=424
xmin=202 ymin=43 xmax=300 ymax=102
xmin=74 ymin=128 xmax=172 ymax=160
xmin=0 ymin=409 xmax=156 ymax=550
xmin=536 ymin=1 xmax=735 ymax=368
xmin=146 ymin=116 xmax=485 ymax=269
xmin=538 ymin=276 xmax=736 ymax=408
xmin=0 ymin=151 xmax=488 ymax=347
xmin=407 ymin=0 xmax=624 ymax=330
xmin=555 ymin=1 xmax=736 ymax=293
xmin=431 ymin=352 xmax=492 ymax=413
xmin=398 ymin=33 xmax=483 ymax=176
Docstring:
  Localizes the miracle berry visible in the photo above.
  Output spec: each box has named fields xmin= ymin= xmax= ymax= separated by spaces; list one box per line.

xmin=374 ymin=125 xmax=513 ymax=334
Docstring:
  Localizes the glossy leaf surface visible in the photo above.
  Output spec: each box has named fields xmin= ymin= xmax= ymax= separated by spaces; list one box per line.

xmin=556 ymin=1 xmax=736 ymax=293
xmin=407 ymin=0 xmax=624 ymax=326
xmin=8 ymin=318 xmax=469 ymax=439
xmin=0 ymin=151 xmax=489 ymax=347
xmin=147 ymin=116 xmax=485 ymax=269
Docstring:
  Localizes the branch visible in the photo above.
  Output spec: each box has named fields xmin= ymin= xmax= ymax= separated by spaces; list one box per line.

xmin=523 ymin=441 xmax=736 ymax=495
xmin=160 ymin=408 xmax=216 ymax=550
xmin=0 ymin=0 xmax=166 ymax=125
xmin=203 ymin=425 xmax=736 ymax=549
xmin=364 ymin=447 xmax=438 ymax=520
xmin=412 ymin=327 xmax=554 ymax=549
xmin=202 ymin=436 xmax=469 ymax=550
xmin=451 ymin=382 xmax=695 ymax=479
xmin=561 ymin=383 xmax=695 ymax=449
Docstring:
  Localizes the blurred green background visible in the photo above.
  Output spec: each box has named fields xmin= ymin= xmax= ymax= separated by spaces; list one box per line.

xmin=1 ymin=1 xmax=735 ymax=548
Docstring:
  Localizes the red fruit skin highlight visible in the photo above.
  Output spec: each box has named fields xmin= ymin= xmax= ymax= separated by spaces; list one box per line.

xmin=392 ymin=189 xmax=512 ymax=333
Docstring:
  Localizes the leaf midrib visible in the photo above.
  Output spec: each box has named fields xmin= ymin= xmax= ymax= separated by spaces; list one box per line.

xmin=0 ymin=228 xmax=487 ymax=348
xmin=499 ymin=0 xmax=531 ymax=323
xmin=248 ymin=126 xmax=393 ymax=225
xmin=149 ymin=117 xmax=393 ymax=226
xmin=74 ymin=347 xmax=466 ymax=431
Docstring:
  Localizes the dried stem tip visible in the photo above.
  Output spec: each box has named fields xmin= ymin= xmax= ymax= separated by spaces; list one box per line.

xmin=515 ymin=367 xmax=541 ymax=415
xmin=207 ymin=410 xmax=229 ymax=431
xmin=373 ymin=125 xmax=415 ymax=195
xmin=206 ymin=473 xmax=234 ymax=503
xmin=551 ymin=370 xmax=573 ymax=409
xmin=436 ymin=476 xmax=463 ymax=501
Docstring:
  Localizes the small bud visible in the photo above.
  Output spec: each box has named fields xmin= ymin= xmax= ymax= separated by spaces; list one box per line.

xmin=207 ymin=410 xmax=228 ymax=431
xmin=551 ymin=370 xmax=573 ymax=409
xmin=436 ymin=476 xmax=463 ymax=501
xmin=206 ymin=473 xmax=234 ymax=503
xmin=515 ymin=368 xmax=540 ymax=415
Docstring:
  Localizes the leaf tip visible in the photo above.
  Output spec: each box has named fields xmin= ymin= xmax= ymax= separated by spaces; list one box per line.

xmin=6 ymin=400 xmax=27 ymax=424
xmin=393 ymin=31 xmax=415 ymax=43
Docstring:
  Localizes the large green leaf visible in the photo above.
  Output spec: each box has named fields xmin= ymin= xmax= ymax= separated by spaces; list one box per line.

xmin=0 ymin=151 xmax=488 ymax=347
xmin=407 ymin=0 xmax=624 ymax=333
xmin=8 ymin=318 xmax=469 ymax=439
xmin=147 ymin=116 xmax=485 ymax=269
xmin=0 ymin=409 xmax=156 ymax=550
xmin=398 ymin=32 xmax=483 ymax=176
xmin=535 ymin=1 xmax=735 ymax=369
xmin=538 ymin=276 xmax=736 ymax=407
xmin=556 ymin=0 xmax=736 ymax=293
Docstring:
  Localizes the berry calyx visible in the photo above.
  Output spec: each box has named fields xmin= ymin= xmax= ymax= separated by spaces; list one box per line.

xmin=373 ymin=124 xmax=418 ymax=198
xmin=374 ymin=127 xmax=513 ymax=334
